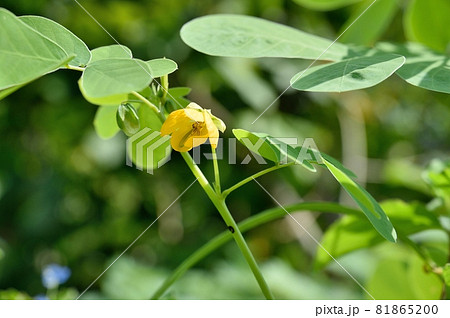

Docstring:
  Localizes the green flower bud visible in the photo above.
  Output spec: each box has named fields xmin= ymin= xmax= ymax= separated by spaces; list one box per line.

xmin=116 ymin=103 xmax=140 ymax=136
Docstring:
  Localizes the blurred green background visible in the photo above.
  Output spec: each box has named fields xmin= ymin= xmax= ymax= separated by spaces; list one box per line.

xmin=0 ymin=0 xmax=449 ymax=299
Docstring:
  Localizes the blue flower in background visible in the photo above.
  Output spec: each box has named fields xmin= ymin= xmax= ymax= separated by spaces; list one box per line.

xmin=42 ymin=263 xmax=71 ymax=289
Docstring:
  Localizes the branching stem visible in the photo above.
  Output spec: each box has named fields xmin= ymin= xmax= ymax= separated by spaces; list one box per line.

xmin=180 ymin=152 xmax=274 ymax=299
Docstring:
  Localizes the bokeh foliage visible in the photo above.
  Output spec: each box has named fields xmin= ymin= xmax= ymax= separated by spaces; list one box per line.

xmin=0 ymin=0 xmax=449 ymax=299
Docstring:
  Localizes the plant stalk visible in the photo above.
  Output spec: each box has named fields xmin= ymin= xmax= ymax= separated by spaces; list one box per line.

xmin=222 ymin=162 xmax=294 ymax=198
xmin=130 ymin=91 xmax=160 ymax=114
xmin=160 ymin=74 xmax=169 ymax=105
xmin=180 ymin=151 xmax=274 ymax=299
xmin=151 ymin=202 xmax=361 ymax=299
xmin=211 ymin=147 xmax=221 ymax=193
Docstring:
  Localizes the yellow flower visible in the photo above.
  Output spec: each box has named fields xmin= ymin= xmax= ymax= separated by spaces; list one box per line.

xmin=160 ymin=102 xmax=226 ymax=152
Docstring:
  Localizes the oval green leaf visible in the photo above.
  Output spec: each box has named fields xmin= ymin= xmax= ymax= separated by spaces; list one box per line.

xmin=0 ymin=8 xmax=72 ymax=90
xmin=89 ymin=44 xmax=132 ymax=63
xmin=146 ymin=58 xmax=178 ymax=78
xmin=168 ymin=87 xmax=191 ymax=97
xmin=94 ymin=105 xmax=120 ymax=139
xmin=19 ymin=15 xmax=91 ymax=67
xmin=180 ymin=14 xmax=349 ymax=61
xmin=79 ymin=58 xmax=152 ymax=105
xmin=291 ymin=53 xmax=405 ymax=92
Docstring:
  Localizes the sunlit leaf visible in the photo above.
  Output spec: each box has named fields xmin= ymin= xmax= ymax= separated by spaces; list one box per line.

xmin=290 ymin=54 xmax=405 ymax=92
xmin=0 ymin=8 xmax=72 ymax=90
xmin=79 ymin=58 xmax=152 ymax=105
xmin=146 ymin=58 xmax=178 ymax=78
xmin=168 ymin=87 xmax=191 ymax=97
xmin=377 ymin=42 xmax=450 ymax=94
xmin=180 ymin=14 xmax=349 ymax=60
xmin=19 ymin=15 xmax=91 ymax=67
xmin=89 ymin=44 xmax=132 ymax=63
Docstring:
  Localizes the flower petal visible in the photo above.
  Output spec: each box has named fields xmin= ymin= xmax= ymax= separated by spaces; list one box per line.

xmin=160 ymin=109 xmax=185 ymax=135
xmin=186 ymin=102 xmax=203 ymax=111
xmin=170 ymin=125 xmax=194 ymax=151
xmin=211 ymin=115 xmax=226 ymax=133
xmin=161 ymin=102 xmax=225 ymax=152
xmin=203 ymin=110 xmax=220 ymax=148
xmin=184 ymin=108 xmax=204 ymax=122
xmin=192 ymin=136 xmax=208 ymax=148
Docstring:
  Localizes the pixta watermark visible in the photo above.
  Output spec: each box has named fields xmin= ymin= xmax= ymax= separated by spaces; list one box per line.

xmin=126 ymin=128 xmax=322 ymax=174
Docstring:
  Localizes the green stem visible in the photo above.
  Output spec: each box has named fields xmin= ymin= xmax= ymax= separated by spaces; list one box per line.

xmin=211 ymin=147 xmax=221 ymax=193
xmin=66 ymin=65 xmax=85 ymax=72
xmin=160 ymin=74 xmax=169 ymax=105
xmin=131 ymin=91 xmax=160 ymax=115
xmin=222 ymin=162 xmax=295 ymax=198
xmin=150 ymin=202 xmax=361 ymax=299
xmin=180 ymin=152 xmax=274 ymax=299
